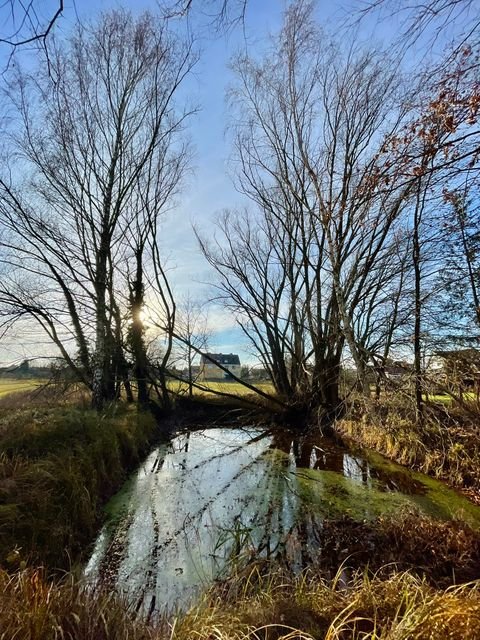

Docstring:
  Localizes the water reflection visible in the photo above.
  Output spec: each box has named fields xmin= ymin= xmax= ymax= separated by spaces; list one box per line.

xmin=85 ymin=427 xmax=480 ymax=615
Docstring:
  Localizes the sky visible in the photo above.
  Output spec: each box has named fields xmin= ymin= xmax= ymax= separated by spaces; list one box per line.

xmin=0 ymin=0 xmax=455 ymax=366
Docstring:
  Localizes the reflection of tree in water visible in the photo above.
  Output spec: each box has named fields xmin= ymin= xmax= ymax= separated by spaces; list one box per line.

xmin=90 ymin=428 xmax=436 ymax=614
xmin=262 ymin=431 xmax=349 ymax=569
xmin=270 ymin=431 xmax=426 ymax=495
xmin=270 ymin=431 xmax=345 ymax=472
xmin=137 ymin=434 xmax=190 ymax=620
xmin=114 ymin=430 xmax=275 ymax=614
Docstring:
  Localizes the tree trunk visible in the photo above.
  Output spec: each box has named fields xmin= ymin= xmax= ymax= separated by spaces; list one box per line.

xmin=129 ymin=251 xmax=149 ymax=406
xmin=413 ymin=182 xmax=424 ymax=424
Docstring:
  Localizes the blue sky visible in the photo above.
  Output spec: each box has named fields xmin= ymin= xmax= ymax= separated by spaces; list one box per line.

xmin=0 ymin=1 xmax=444 ymax=366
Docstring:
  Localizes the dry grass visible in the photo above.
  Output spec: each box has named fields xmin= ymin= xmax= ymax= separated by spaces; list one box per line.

xmin=1 ymin=564 xmax=480 ymax=639
xmin=0 ymin=567 xmax=155 ymax=640
xmin=336 ymin=397 xmax=480 ymax=497
xmin=0 ymin=378 xmax=42 ymax=398
xmin=205 ymin=567 xmax=480 ymax=640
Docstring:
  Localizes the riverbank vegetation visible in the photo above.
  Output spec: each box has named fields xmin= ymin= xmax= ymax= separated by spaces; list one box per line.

xmin=336 ymin=393 xmax=480 ymax=503
xmin=2 ymin=511 xmax=480 ymax=639
xmin=0 ymin=399 xmax=158 ymax=569
xmin=2 ymin=568 xmax=479 ymax=640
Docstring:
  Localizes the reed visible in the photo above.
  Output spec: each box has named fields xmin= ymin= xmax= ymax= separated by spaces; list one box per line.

xmin=1 ymin=564 xmax=480 ymax=639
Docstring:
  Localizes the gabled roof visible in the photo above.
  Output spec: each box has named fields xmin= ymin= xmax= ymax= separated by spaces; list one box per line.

xmin=200 ymin=353 xmax=241 ymax=365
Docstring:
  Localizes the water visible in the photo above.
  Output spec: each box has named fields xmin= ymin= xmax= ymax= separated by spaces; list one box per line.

xmin=84 ymin=427 xmax=480 ymax=615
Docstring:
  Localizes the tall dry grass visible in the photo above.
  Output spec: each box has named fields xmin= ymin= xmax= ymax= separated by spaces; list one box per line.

xmin=1 ymin=564 xmax=480 ymax=639
xmin=337 ymin=395 xmax=480 ymax=497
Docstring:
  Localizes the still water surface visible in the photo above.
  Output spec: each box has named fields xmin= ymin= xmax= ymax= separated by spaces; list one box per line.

xmin=85 ymin=427 xmax=480 ymax=614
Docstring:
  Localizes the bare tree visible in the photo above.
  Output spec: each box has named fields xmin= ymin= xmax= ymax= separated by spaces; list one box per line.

xmin=172 ymin=294 xmax=210 ymax=397
xmin=0 ymin=10 xmax=197 ymax=409
xmin=121 ymin=125 xmax=191 ymax=406
xmin=200 ymin=0 xmax=416 ymax=419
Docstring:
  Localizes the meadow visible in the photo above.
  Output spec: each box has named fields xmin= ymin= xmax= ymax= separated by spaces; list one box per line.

xmin=168 ymin=379 xmax=274 ymax=398
xmin=0 ymin=378 xmax=42 ymax=398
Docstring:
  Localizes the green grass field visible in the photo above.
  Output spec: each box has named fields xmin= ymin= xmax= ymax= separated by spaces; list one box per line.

xmin=426 ymin=392 xmax=479 ymax=404
xmin=0 ymin=378 xmax=42 ymax=398
xmin=168 ymin=379 xmax=274 ymax=397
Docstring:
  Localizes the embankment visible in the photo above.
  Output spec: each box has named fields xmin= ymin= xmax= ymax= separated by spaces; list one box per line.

xmin=0 ymin=403 xmax=159 ymax=569
xmin=336 ymin=405 xmax=480 ymax=504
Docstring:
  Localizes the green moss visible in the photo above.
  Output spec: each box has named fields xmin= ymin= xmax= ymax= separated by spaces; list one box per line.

xmin=260 ymin=446 xmax=480 ymax=528
xmin=292 ymin=467 xmax=412 ymax=520
xmin=356 ymin=447 xmax=480 ymax=528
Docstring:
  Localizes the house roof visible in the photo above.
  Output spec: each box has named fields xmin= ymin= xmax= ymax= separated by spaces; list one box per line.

xmin=200 ymin=353 xmax=241 ymax=366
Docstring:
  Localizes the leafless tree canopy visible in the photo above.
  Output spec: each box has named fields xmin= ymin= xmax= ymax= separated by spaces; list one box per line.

xmin=356 ymin=0 xmax=479 ymax=54
xmin=162 ymin=0 xmax=248 ymax=29
xmin=197 ymin=0 xmax=420 ymax=417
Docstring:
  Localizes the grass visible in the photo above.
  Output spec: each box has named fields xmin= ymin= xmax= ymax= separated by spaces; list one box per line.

xmin=0 ymin=378 xmax=42 ymax=398
xmin=168 ymin=379 xmax=274 ymax=398
xmin=0 ymin=508 xmax=476 ymax=639
xmin=424 ymin=392 xmax=478 ymax=406
xmin=0 ymin=402 xmax=158 ymax=570
xmin=202 ymin=566 xmax=480 ymax=640
xmin=337 ymin=395 xmax=480 ymax=499
xmin=1 ymin=562 xmax=480 ymax=639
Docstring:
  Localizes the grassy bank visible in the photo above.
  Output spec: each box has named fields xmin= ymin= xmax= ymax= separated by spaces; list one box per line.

xmin=3 ymin=568 xmax=480 ymax=640
xmin=336 ymin=398 xmax=480 ymax=502
xmin=2 ymin=512 xmax=480 ymax=639
xmin=0 ymin=401 xmax=158 ymax=570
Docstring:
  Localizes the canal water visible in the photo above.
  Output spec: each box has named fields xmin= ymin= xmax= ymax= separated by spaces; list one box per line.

xmin=84 ymin=427 xmax=480 ymax=615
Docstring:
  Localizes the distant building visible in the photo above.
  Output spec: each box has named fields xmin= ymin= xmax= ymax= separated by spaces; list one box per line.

xmin=383 ymin=360 xmax=412 ymax=382
xmin=199 ymin=353 xmax=241 ymax=381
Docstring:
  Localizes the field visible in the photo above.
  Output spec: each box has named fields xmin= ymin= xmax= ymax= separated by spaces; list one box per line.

xmin=0 ymin=378 xmax=42 ymax=398
xmin=168 ymin=379 xmax=274 ymax=397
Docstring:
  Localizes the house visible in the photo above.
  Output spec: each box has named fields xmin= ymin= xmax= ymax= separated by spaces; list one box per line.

xmin=199 ymin=353 xmax=241 ymax=381
xmin=383 ymin=360 xmax=413 ymax=382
